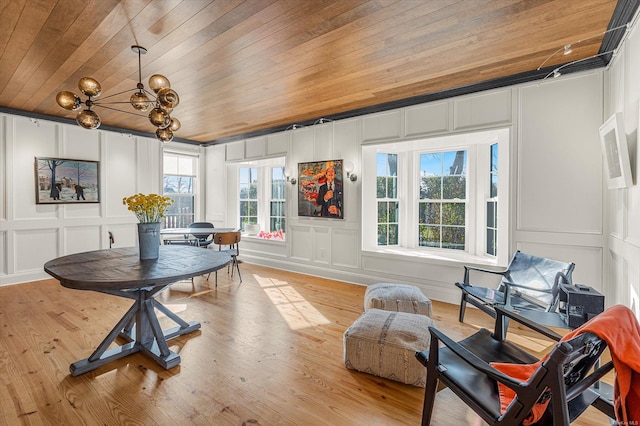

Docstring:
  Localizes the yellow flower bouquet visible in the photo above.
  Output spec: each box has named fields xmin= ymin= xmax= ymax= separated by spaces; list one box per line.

xmin=122 ymin=193 xmax=174 ymax=223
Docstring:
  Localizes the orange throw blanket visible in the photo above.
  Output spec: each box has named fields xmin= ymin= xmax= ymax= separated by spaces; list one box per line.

xmin=491 ymin=304 xmax=640 ymax=425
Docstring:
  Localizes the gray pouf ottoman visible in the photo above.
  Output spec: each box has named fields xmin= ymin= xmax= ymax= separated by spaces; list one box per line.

xmin=343 ymin=308 xmax=434 ymax=386
xmin=364 ymin=283 xmax=433 ymax=317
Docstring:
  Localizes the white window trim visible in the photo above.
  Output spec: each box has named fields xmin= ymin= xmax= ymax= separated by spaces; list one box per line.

xmin=162 ymin=148 xmax=200 ymax=223
xmin=362 ymin=128 xmax=510 ymax=265
xmin=229 ymin=157 xmax=286 ymax=238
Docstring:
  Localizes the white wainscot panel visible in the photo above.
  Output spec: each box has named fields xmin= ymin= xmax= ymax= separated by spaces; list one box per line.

xmin=15 ymin=228 xmax=58 ymax=272
xmin=608 ymin=250 xmax=623 ymax=305
xmin=226 ymin=141 xmax=245 ymax=161
xmin=362 ymin=110 xmax=402 ymax=143
xmin=64 ymin=225 xmax=101 ymax=255
xmin=626 ymin=187 xmax=640 ymax=245
xmin=334 ymin=118 xmax=360 ymax=151
xmin=0 ymin=232 xmax=6 ymax=274
xmin=105 ymin=135 xmax=138 ymax=217
xmin=108 ymin=224 xmax=137 ymax=248
xmin=290 ymin=225 xmax=313 ymax=261
xmin=313 ymin=123 xmax=333 ymax=159
xmin=625 ymin=257 xmax=640 ymax=319
xmin=609 ymin=189 xmax=623 ymax=239
xmin=62 ymin=125 xmax=100 ymax=159
xmin=518 ymin=75 xmax=602 ymax=234
xmin=454 ymin=89 xmax=512 ymax=130
xmin=291 ymin=127 xmax=314 ymax=160
xmin=333 ymin=120 xmax=360 ymax=167
xmin=245 ymin=136 xmax=266 ymax=159
xmin=64 ymin=203 xmax=102 ymax=219
xmin=405 ymin=102 xmax=449 ymax=137
xmin=331 ymin=228 xmax=359 ymax=268
xmin=13 ymin=117 xmax=59 ymax=220
xmin=517 ymin=242 xmax=603 ymax=292
xmin=13 ymin=116 xmax=57 ymax=156
xmin=267 ymin=133 xmax=289 ymax=156
xmin=242 ymin=238 xmax=287 ymax=257
xmin=313 ymin=227 xmax=330 ymax=264
xmin=361 ymin=253 xmax=463 ymax=285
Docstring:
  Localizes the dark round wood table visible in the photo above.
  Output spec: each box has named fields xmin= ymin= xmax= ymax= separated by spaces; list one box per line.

xmin=44 ymin=245 xmax=231 ymax=376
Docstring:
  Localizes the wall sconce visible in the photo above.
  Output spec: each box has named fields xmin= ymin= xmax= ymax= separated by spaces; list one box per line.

xmin=285 ymin=167 xmax=297 ymax=185
xmin=344 ymin=161 xmax=357 ymax=182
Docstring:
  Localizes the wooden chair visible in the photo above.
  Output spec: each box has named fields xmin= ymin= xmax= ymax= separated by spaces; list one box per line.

xmin=456 ymin=250 xmax=575 ymax=326
xmin=415 ymin=308 xmax=615 ymax=425
xmin=210 ymin=231 xmax=241 ymax=286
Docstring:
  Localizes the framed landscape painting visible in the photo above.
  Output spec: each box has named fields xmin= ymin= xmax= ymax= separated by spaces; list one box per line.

xmin=35 ymin=157 xmax=100 ymax=204
xmin=297 ymin=159 xmax=344 ymax=219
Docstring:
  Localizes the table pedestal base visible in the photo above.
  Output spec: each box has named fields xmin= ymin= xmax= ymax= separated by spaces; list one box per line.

xmin=70 ymin=286 xmax=200 ymax=376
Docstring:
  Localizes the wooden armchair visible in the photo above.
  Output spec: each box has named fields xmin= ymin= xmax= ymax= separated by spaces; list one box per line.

xmin=456 ymin=250 xmax=575 ymax=325
xmin=415 ymin=308 xmax=615 ymax=425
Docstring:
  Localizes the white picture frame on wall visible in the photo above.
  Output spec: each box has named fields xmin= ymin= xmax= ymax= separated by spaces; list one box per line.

xmin=599 ymin=112 xmax=633 ymax=189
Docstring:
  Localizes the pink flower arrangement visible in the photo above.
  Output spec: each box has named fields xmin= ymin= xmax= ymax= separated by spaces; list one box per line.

xmin=258 ymin=229 xmax=284 ymax=240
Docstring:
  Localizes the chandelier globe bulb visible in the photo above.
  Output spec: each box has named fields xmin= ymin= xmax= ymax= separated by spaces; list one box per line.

xmin=56 ymin=91 xmax=82 ymax=111
xmin=156 ymin=127 xmax=174 ymax=142
xmin=148 ymin=107 xmax=171 ymax=128
xmin=76 ymin=109 xmax=101 ymax=129
xmin=130 ymin=91 xmax=151 ymax=111
xmin=78 ymin=77 xmax=102 ymax=97
xmin=149 ymin=74 xmax=170 ymax=94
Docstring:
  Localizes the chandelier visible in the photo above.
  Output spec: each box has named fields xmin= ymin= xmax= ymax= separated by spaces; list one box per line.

xmin=55 ymin=45 xmax=181 ymax=142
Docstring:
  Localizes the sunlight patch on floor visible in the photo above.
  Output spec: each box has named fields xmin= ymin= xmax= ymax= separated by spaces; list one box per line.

xmin=255 ymin=274 xmax=330 ymax=330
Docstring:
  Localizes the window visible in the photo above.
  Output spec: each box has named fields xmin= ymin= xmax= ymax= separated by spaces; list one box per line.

xmin=239 ymin=167 xmax=258 ymax=232
xmin=163 ymin=151 xmax=197 ymax=228
xmin=377 ymin=153 xmax=398 ymax=245
xmin=270 ymin=167 xmax=286 ymax=233
xmin=486 ymin=143 xmax=498 ymax=256
xmin=362 ymin=128 xmax=509 ymax=262
xmin=418 ymin=151 xmax=466 ymax=250
xmin=233 ymin=157 xmax=286 ymax=239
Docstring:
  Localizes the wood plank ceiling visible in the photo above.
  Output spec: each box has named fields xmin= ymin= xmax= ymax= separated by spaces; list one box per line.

xmin=0 ymin=0 xmax=635 ymax=145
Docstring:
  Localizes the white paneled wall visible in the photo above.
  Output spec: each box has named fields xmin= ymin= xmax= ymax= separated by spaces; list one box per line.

xmin=518 ymin=74 xmax=603 ymax=235
xmin=205 ymin=144 xmax=227 ymax=226
xmin=516 ymin=73 xmax=606 ymax=294
xmin=0 ymin=115 xmax=164 ymax=285
xmin=208 ymin=75 xmax=611 ymax=304
xmin=405 ymin=102 xmax=449 ymax=136
xmin=604 ymin=15 xmax=640 ymax=317
xmin=453 ymin=89 xmax=512 ymax=130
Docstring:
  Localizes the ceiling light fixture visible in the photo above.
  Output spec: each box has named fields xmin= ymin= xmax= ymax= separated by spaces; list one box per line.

xmin=537 ymin=23 xmax=629 ymax=71
xmin=55 ymin=45 xmax=181 ymax=143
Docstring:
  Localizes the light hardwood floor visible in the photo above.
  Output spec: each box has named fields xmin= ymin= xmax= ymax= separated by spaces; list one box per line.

xmin=0 ymin=263 xmax=612 ymax=425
